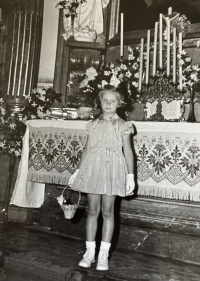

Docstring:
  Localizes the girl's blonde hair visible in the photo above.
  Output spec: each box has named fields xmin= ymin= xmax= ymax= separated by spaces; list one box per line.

xmin=98 ymin=85 xmax=125 ymax=107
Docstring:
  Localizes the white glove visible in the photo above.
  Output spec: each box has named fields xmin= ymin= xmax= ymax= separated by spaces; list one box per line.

xmin=126 ymin=174 xmax=135 ymax=196
xmin=68 ymin=169 xmax=79 ymax=187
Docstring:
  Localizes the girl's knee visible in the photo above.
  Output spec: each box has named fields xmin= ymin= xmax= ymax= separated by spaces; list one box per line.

xmin=101 ymin=208 xmax=114 ymax=219
xmin=87 ymin=206 xmax=100 ymax=217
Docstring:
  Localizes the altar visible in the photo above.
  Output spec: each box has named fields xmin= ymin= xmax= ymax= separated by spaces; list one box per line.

xmin=10 ymin=119 xmax=200 ymax=208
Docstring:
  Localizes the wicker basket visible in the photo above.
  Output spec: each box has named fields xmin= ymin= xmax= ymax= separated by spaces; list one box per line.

xmin=60 ymin=187 xmax=81 ymax=219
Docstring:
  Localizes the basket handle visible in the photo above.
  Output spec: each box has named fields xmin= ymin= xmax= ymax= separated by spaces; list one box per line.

xmin=62 ymin=186 xmax=81 ymax=206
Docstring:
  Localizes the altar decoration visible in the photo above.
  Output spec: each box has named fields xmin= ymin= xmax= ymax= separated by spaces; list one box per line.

xmin=55 ymin=0 xmax=87 ymax=40
xmin=0 ymin=87 xmax=61 ymax=157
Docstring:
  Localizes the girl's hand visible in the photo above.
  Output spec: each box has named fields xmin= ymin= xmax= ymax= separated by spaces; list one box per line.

xmin=68 ymin=169 xmax=79 ymax=186
xmin=126 ymin=174 xmax=135 ymax=196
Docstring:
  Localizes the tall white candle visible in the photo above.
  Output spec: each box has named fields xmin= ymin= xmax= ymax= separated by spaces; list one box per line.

xmin=173 ymin=27 xmax=177 ymax=83
xmin=145 ymin=30 xmax=150 ymax=84
xmin=159 ymin=13 xmax=163 ymax=69
xmin=120 ymin=13 xmax=124 ymax=57
xmin=166 ymin=18 xmax=170 ymax=76
xmin=179 ymin=32 xmax=183 ymax=90
xmin=168 ymin=7 xmax=172 ymax=15
xmin=139 ymin=38 xmax=144 ymax=91
xmin=152 ymin=22 xmax=158 ymax=76
xmin=0 ymin=9 xmax=2 ymax=22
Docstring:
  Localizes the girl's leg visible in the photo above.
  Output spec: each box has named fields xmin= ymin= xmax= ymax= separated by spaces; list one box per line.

xmin=79 ymin=193 xmax=101 ymax=268
xmin=86 ymin=193 xmax=101 ymax=241
xmin=101 ymin=194 xmax=116 ymax=242
xmin=96 ymin=195 xmax=116 ymax=271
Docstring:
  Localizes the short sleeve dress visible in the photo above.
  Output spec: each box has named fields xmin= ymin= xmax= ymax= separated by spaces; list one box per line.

xmin=71 ymin=113 xmax=134 ymax=197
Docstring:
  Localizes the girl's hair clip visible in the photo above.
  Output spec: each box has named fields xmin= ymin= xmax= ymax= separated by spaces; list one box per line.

xmin=120 ymin=100 xmax=127 ymax=104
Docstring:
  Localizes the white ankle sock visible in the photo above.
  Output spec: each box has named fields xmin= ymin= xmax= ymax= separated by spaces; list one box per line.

xmin=100 ymin=241 xmax=111 ymax=251
xmin=86 ymin=241 xmax=96 ymax=249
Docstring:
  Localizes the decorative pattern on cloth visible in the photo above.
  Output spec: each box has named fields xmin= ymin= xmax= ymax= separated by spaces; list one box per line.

xmin=133 ymin=121 xmax=200 ymax=202
xmin=28 ymin=125 xmax=87 ymax=185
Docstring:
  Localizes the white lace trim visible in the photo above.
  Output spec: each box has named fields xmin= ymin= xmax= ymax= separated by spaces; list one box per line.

xmin=27 ymin=120 xmax=88 ymax=130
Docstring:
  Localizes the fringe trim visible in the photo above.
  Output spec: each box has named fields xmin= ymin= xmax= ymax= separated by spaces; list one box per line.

xmin=28 ymin=172 xmax=70 ymax=185
xmin=138 ymin=184 xmax=200 ymax=202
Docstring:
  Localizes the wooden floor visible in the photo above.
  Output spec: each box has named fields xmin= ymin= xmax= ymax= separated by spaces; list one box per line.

xmin=0 ymin=223 xmax=200 ymax=281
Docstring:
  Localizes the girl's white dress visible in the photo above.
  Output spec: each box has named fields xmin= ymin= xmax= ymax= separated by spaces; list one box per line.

xmin=71 ymin=113 xmax=134 ymax=197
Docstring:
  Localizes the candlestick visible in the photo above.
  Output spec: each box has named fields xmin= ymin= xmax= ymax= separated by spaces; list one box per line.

xmin=173 ymin=28 xmax=176 ymax=83
xmin=145 ymin=30 xmax=150 ymax=84
xmin=179 ymin=32 xmax=183 ymax=90
xmin=168 ymin=7 xmax=172 ymax=15
xmin=139 ymin=38 xmax=144 ymax=91
xmin=120 ymin=13 xmax=124 ymax=57
xmin=152 ymin=22 xmax=158 ymax=76
xmin=166 ymin=18 xmax=170 ymax=76
xmin=159 ymin=13 xmax=163 ymax=69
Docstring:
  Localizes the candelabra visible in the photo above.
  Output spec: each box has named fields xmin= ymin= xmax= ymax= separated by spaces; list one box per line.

xmin=137 ymin=69 xmax=185 ymax=121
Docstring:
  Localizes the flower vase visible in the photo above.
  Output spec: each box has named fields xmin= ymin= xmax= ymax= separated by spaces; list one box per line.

xmin=187 ymin=86 xmax=196 ymax=122
xmin=68 ymin=14 xmax=75 ymax=40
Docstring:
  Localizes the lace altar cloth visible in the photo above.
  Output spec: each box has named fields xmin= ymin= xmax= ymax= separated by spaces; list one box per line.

xmin=134 ymin=121 xmax=200 ymax=202
xmin=11 ymin=120 xmax=200 ymax=208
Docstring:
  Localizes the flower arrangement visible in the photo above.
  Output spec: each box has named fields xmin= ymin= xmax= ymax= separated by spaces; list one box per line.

xmin=67 ymin=45 xmax=145 ymax=108
xmin=55 ymin=0 xmax=87 ymax=17
xmin=0 ymin=87 xmax=61 ymax=158
xmin=177 ymin=50 xmax=200 ymax=90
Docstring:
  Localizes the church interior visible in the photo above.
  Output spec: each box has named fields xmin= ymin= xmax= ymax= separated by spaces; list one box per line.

xmin=0 ymin=0 xmax=200 ymax=280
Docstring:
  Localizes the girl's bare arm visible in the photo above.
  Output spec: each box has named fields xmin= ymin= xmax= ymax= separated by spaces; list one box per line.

xmin=122 ymin=134 xmax=134 ymax=174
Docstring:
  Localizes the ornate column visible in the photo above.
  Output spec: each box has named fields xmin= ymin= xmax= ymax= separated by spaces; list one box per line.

xmin=3 ymin=0 xmax=44 ymax=110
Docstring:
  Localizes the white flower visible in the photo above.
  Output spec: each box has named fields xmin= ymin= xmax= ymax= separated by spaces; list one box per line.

xmin=110 ymin=63 xmax=115 ymax=69
xmin=190 ymin=73 xmax=198 ymax=81
xmin=132 ymin=62 xmax=138 ymax=70
xmin=185 ymin=57 xmax=191 ymax=62
xmin=179 ymin=59 xmax=184 ymax=66
xmin=97 ymin=84 xmax=102 ymax=89
xmin=125 ymin=71 xmax=132 ymax=78
xmin=16 ymin=141 xmax=21 ymax=146
xmin=128 ymin=54 xmax=135 ymax=60
xmin=86 ymin=67 xmax=98 ymax=81
xmin=134 ymin=72 xmax=140 ymax=79
xmin=101 ymin=80 xmax=108 ymax=89
xmin=0 ymin=98 xmax=4 ymax=103
xmin=38 ymin=105 xmax=44 ymax=111
xmin=192 ymin=64 xmax=200 ymax=71
xmin=132 ymin=81 xmax=139 ymax=88
xmin=10 ymin=113 xmax=15 ymax=117
xmin=177 ymin=54 xmax=181 ymax=59
xmin=128 ymin=46 xmax=133 ymax=53
xmin=14 ymin=150 xmax=21 ymax=157
xmin=9 ymin=123 xmax=16 ymax=129
xmin=9 ymin=148 xmax=15 ymax=153
xmin=0 ymin=142 xmax=5 ymax=148
xmin=109 ymin=75 xmax=121 ymax=88
xmin=104 ymin=71 xmax=111 ymax=76
xmin=32 ymin=102 xmax=37 ymax=107
xmin=118 ymin=74 xmax=124 ymax=80
xmin=120 ymin=64 xmax=127 ymax=71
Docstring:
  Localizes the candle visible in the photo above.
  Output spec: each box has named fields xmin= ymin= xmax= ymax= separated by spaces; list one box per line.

xmin=166 ymin=18 xmax=170 ymax=76
xmin=139 ymin=38 xmax=144 ymax=91
xmin=120 ymin=13 xmax=124 ymax=57
xmin=145 ymin=30 xmax=150 ymax=84
xmin=159 ymin=13 xmax=163 ymax=69
xmin=168 ymin=7 xmax=172 ymax=15
xmin=173 ymin=28 xmax=176 ymax=83
xmin=179 ymin=32 xmax=183 ymax=90
xmin=152 ymin=22 xmax=158 ymax=76
xmin=0 ymin=9 xmax=2 ymax=22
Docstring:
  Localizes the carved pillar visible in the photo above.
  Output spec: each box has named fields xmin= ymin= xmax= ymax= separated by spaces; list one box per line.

xmin=3 ymin=0 xmax=44 ymax=109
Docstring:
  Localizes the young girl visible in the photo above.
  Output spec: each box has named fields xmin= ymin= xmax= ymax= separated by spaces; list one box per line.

xmin=68 ymin=85 xmax=135 ymax=271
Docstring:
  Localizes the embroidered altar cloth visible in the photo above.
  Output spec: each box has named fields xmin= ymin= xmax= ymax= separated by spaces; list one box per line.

xmin=134 ymin=121 xmax=200 ymax=202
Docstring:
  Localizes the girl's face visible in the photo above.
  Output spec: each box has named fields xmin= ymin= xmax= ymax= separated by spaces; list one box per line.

xmin=100 ymin=91 xmax=119 ymax=115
